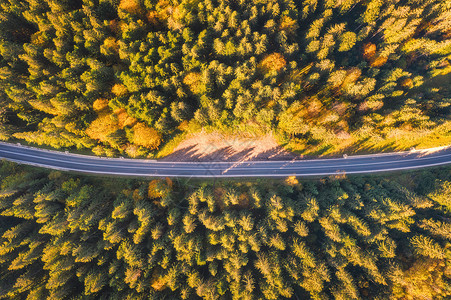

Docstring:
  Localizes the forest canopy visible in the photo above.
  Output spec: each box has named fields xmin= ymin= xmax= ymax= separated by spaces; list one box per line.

xmin=1 ymin=1 xmax=450 ymax=298
xmin=0 ymin=162 xmax=450 ymax=299
xmin=0 ymin=0 xmax=450 ymax=156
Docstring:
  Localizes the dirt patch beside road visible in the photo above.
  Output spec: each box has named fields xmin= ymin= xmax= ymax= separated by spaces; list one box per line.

xmin=160 ymin=132 xmax=299 ymax=162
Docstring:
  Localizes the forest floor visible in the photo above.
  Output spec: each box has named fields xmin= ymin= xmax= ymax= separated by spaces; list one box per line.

xmin=159 ymin=132 xmax=299 ymax=162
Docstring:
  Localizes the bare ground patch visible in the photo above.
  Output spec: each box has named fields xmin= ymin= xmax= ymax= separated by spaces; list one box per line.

xmin=160 ymin=132 xmax=300 ymax=162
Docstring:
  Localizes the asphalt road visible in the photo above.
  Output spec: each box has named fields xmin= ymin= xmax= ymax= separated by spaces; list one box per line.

xmin=0 ymin=142 xmax=450 ymax=178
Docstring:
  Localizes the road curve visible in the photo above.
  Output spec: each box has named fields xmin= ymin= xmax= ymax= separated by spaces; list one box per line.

xmin=0 ymin=142 xmax=450 ymax=178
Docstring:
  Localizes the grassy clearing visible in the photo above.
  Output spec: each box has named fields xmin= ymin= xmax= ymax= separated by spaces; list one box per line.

xmin=155 ymin=121 xmax=202 ymax=158
xmin=155 ymin=131 xmax=190 ymax=158
xmin=155 ymin=120 xmax=271 ymax=159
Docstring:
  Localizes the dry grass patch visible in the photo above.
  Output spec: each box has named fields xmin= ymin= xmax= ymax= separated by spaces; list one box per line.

xmin=160 ymin=131 xmax=297 ymax=162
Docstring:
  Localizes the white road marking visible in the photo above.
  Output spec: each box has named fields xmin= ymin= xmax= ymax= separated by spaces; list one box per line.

xmin=0 ymin=142 xmax=450 ymax=177
xmin=3 ymin=158 xmax=450 ymax=178
xmin=0 ymin=148 xmax=450 ymax=171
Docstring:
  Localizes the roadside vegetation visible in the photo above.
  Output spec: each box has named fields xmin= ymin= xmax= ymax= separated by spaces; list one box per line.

xmin=0 ymin=0 xmax=450 ymax=157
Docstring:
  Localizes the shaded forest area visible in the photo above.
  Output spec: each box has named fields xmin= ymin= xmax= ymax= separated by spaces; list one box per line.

xmin=0 ymin=0 xmax=450 ymax=157
xmin=0 ymin=161 xmax=450 ymax=299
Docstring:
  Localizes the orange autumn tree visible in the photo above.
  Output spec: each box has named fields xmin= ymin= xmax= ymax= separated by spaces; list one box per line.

xmin=112 ymin=84 xmax=129 ymax=96
xmin=363 ymin=43 xmax=376 ymax=60
xmin=132 ymin=122 xmax=162 ymax=149
xmin=86 ymin=114 xmax=120 ymax=143
xmin=93 ymin=98 xmax=109 ymax=112
xmin=363 ymin=43 xmax=388 ymax=67
xmin=88 ymin=100 xmax=138 ymax=150
xmin=371 ymin=55 xmax=388 ymax=67
xmin=259 ymin=53 xmax=287 ymax=73
xmin=114 ymin=108 xmax=137 ymax=128
xmin=285 ymin=176 xmax=299 ymax=186
xmin=119 ymin=0 xmax=143 ymax=15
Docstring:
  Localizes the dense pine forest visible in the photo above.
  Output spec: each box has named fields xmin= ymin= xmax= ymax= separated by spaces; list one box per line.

xmin=0 ymin=161 xmax=449 ymax=299
xmin=1 ymin=1 xmax=450 ymax=299
xmin=0 ymin=0 xmax=450 ymax=156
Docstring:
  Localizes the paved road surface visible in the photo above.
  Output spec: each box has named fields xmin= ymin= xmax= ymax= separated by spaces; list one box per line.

xmin=0 ymin=142 xmax=450 ymax=178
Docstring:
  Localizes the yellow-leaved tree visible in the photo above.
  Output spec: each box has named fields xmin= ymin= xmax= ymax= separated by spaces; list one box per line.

xmin=132 ymin=123 xmax=162 ymax=149
xmin=259 ymin=53 xmax=286 ymax=73
xmin=119 ymin=0 xmax=143 ymax=14
xmin=86 ymin=114 xmax=120 ymax=143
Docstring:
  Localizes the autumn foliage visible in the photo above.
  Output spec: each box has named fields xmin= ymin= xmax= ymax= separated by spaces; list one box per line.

xmin=285 ymin=175 xmax=299 ymax=185
xmin=119 ymin=0 xmax=143 ymax=14
xmin=132 ymin=122 xmax=162 ymax=149
xmin=1 ymin=0 xmax=450 ymax=162
xmin=363 ymin=43 xmax=377 ymax=60
xmin=112 ymin=84 xmax=129 ymax=96
xmin=259 ymin=53 xmax=287 ymax=73
xmin=279 ymin=16 xmax=298 ymax=34
xmin=86 ymin=114 xmax=120 ymax=143
xmin=183 ymin=72 xmax=202 ymax=94
xmin=370 ymin=55 xmax=388 ymax=67
xmin=101 ymin=37 xmax=119 ymax=56
xmin=93 ymin=99 xmax=109 ymax=112
xmin=114 ymin=108 xmax=137 ymax=128
xmin=363 ymin=43 xmax=388 ymax=67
